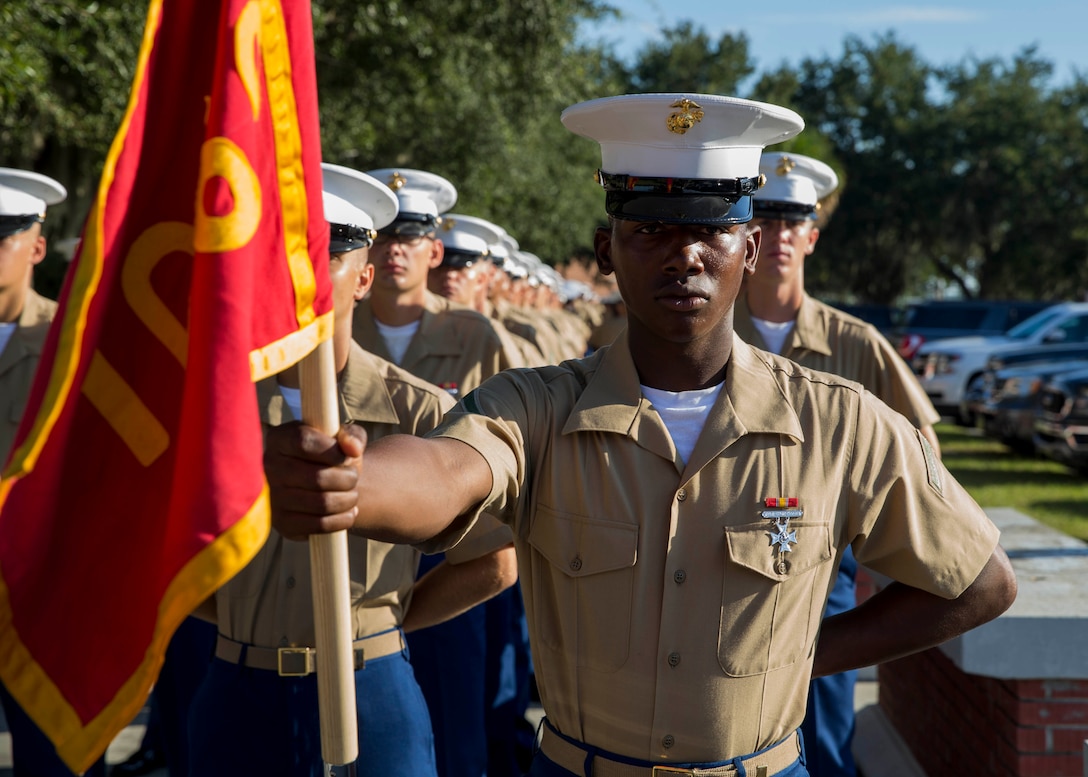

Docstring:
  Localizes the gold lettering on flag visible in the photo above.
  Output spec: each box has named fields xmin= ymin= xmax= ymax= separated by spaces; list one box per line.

xmin=81 ymin=351 xmax=170 ymax=466
xmin=235 ymin=2 xmax=262 ymax=120
xmin=195 ymin=137 xmax=261 ymax=253
xmin=122 ymin=222 xmax=194 ymax=367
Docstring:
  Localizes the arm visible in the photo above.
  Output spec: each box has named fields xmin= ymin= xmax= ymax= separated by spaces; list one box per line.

xmin=401 ymin=544 xmax=518 ymax=633
xmin=811 ymin=545 xmax=1016 ymax=677
xmin=265 ymin=423 xmax=493 ymax=544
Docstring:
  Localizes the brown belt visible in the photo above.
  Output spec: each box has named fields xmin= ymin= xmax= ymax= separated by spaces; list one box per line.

xmin=539 ymin=725 xmax=801 ymax=777
xmin=214 ymin=630 xmax=405 ymax=677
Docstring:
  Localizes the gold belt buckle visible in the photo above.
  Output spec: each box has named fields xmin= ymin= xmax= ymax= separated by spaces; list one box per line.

xmin=651 ymin=767 xmax=695 ymax=776
xmin=277 ymin=647 xmax=316 ymax=677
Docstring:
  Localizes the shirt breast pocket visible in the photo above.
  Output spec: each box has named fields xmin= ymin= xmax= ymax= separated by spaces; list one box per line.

xmin=527 ymin=507 xmax=638 ymax=673
xmin=719 ymin=520 xmax=833 ymax=677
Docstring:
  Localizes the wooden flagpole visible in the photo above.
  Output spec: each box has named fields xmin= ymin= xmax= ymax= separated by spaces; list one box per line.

xmin=299 ymin=336 xmax=359 ymax=772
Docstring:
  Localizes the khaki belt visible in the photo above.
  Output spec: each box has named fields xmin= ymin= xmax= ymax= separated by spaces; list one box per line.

xmin=214 ymin=630 xmax=405 ymax=677
xmin=539 ymin=725 xmax=801 ymax=777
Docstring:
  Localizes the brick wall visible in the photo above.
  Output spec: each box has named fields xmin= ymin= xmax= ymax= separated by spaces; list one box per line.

xmin=879 ymin=648 xmax=1088 ymax=776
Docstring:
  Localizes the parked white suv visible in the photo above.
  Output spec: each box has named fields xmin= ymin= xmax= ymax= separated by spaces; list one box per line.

xmin=913 ymin=302 xmax=1088 ymax=423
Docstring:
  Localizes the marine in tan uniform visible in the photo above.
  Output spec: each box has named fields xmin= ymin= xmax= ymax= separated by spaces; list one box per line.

xmin=0 ymin=170 xmax=109 ymax=777
xmin=354 ymin=169 xmax=519 ymax=398
xmin=0 ymin=169 xmax=66 ymax=462
xmin=188 ymin=166 xmax=516 ymax=777
xmin=587 ymin=290 xmax=627 ymax=352
xmin=736 ymin=151 xmax=939 ymax=449
xmin=520 ymin=254 xmax=590 ymax=360
xmin=355 ymin=169 xmax=523 ymax=777
xmin=263 ymin=94 xmax=1017 ymax=777
xmin=736 ymin=151 xmax=942 ymax=777
xmin=443 ymin=213 xmax=548 ymax=368
xmin=427 ymin=215 xmax=532 ymax=370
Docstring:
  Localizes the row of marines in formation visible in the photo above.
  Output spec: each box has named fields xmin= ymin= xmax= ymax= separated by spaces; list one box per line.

xmin=0 ymin=91 xmax=1014 ymax=777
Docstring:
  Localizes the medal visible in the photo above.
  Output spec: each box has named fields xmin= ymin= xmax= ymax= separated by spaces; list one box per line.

xmin=762 ymin=497 xmax=801 ymax=574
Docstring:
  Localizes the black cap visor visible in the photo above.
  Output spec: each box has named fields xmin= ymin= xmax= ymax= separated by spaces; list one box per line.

xmin=606 ymin=191 xmax=754 ymax=224
xmin=0 ymin=214 xmax=43 ymax=239
xmin=440 ymin=247 xmax=484 ymax=269
xmin=329 ymin=222 xmax=375 ymax=254
xmin=752 ymin=200 xmax=817 ymax=222
xmin=378 ymin=213 xmax=439 ymax=239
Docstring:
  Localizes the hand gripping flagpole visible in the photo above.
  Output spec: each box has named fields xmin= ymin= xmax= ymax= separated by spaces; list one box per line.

xmin=300 ymin=337 xmax=359 ymax=777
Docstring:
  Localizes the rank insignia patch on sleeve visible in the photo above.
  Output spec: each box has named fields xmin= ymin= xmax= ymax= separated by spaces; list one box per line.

xmin=919 ymin=432 xmax=943 ymax=496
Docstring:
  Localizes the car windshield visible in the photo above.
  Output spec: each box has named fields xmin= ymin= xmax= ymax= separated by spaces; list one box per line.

xmin=1005 ymin=307 xmax=1064 ymax=339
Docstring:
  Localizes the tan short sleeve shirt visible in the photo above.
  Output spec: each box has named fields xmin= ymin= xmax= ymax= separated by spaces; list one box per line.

xmin=430 ymin=333 xmax=999 ymax=763
xmin=217 ymin=343 xmax=512 ymax=648
xmin=736 ymin=293 xmax=940 ymax=429
xmin=353 ymin=290 xmax=513 ymax=397
xmin=0 ymin=290 xmax=57 ymax=461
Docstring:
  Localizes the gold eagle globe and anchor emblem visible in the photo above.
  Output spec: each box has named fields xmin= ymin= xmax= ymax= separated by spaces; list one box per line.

xmin=387 ymin=171 xmax=408 ymax=190
xmin=776 ymin=156 xmax=796 ymax=176
xmin=666 ymin=99 xmax=704 ymax=135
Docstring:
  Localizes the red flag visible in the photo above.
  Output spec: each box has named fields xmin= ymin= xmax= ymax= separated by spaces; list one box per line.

xmin=0 ymin=0 xmax=330 ymax=771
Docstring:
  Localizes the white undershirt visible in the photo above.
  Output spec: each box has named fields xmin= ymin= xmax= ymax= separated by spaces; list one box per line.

xmin=640 ymin=383 xmax=724 ymax=465
xmin=750 ymin=316 xmax=795 ymax=355
xmin=278 ymin=385 xmax=302 ymax=420
xmin=374 ymin=319 xmax=420 ymax=365
xmin=0 ymin=323 xmax=16 ymax=356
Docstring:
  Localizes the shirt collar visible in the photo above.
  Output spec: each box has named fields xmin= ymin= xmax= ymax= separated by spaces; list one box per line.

xmin=562 ymin=330 xmax=804 ymax=450
xmin=736 ymin=291 xmax=832 ymax=357
xmin=790 ymin=293 xmax=832 ymax=356
xmin=257 ymin=342 xmax=400 ymax=427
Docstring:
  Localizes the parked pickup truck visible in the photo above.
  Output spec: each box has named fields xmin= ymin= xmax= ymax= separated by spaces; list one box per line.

xmin=912 ymin=302 xmax=1088 ymax=424
xmin=1034 ymin=366 xmax=1088 ymax=475
xmin=966 ymin=351 xmax=1088 ymax=454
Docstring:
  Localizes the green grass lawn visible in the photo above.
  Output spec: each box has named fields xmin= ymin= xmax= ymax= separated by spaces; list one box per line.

xmin=936 ymin=422 xmax=1088 ymax=541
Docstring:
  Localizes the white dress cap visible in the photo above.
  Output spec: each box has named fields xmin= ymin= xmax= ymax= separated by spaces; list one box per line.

xmin=755 ymin=152 xmax=838 ymax=210
xmin=500 ymin=232 xmax=519 ymax=256
xmin=0 ymin=168 xmax=67 ymax=218
xmin=441 ymin=229 xmax=489 ymax=256
xmin=322 ymin=191 xmax=373 ymax=232
xmin=437 ymin=218 xmax=490 ymax=269
xmin=321 ymin=163 xmax=398 ymax=230
xmin=441 ymin=214 xmax=506 ymax=253
xmin=561 ymin=93 xmax=804 ymax=180
xmin=365 ymin=168 xmax=457 ymax=219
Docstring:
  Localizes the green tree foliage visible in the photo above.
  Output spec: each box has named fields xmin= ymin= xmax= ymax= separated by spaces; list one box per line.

xmin=932 ymin=51 xmax=1088 ymax=299
xmin=0 ymin=0 xmax=146 ymax=296
xmin=622 ymin=21 xmax=754 ymax=95
xmin=5 ymin=4 xmax=1087 ymax=303
xmin=770 ymin=35 xmax=1088 ymax=303
xmin=311 ymin=0 xmax=616 ymax=264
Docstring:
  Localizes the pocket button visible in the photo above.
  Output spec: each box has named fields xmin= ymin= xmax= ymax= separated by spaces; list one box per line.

xmin=569 ymin=557 xmax=583 ymax=572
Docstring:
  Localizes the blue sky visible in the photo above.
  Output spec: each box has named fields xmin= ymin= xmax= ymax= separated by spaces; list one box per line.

xmin=580 ymin=1 xmax=1086 ymax=86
